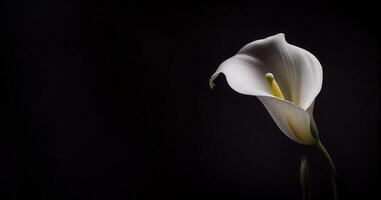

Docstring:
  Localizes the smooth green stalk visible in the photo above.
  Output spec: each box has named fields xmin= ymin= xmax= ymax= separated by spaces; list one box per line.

xmin=310 ymin=119 xmax=338 ymax=199
xmin=316 ymin=140 xmax=338 ymax=200
xmin=300 ymin=156 xmax=311 ymax=200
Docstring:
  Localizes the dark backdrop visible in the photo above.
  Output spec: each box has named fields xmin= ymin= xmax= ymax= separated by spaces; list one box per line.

xmin=1 ymin=1 xmax=380 ymax=199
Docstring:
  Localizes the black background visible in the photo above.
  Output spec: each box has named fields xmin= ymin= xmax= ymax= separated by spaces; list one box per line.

xmin=1 ymin=1 xmax=380 ymax=199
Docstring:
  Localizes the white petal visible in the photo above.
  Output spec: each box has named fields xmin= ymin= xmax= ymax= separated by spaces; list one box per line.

xmin=306 ymin=101 xmax=315 ymax=117
xmin=238 ymin=33 xmax=323 ymax=109
xmin=210 ymin=54 xmax=273 ymax=97
xmin=258 ymin=96 xmax=315 ymax=145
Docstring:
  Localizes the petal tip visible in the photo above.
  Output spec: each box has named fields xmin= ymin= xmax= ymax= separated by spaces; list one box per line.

xmin=275 ymin=33 xmax=285 ymax=37
xmin=209 ymin=73 xmax=219 ymax=89
xmin=273 ymin=33 xmax=286 ymax=42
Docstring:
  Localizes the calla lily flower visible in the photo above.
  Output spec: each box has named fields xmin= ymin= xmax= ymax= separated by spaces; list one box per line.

xmin=210 ymin=33 xmax=323 ymax=145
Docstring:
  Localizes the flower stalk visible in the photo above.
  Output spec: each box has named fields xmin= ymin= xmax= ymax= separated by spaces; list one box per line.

xmin=300 ymin=156 xmax=311 ymax=200
xmin=310 ymin=119 xmax=338 ymax=200
xmin=316 ymin=140 xmax=338 ymax=200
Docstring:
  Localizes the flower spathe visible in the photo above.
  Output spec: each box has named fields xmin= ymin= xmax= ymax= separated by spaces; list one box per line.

xmin=210 ymin=33 xmax=323 ymax=145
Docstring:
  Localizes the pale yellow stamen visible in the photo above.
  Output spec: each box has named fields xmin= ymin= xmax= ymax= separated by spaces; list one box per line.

xmin=265 ymin=73 xmax=285 ymax=100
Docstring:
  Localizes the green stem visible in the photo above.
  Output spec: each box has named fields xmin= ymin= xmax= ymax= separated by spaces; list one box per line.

xmin=316 ymin=140 xmax=338 ymax=200
xmin=300 ymin=156 xmax=311 ymax=200
xmin=303 ymin=187 xmax=310 ymax=200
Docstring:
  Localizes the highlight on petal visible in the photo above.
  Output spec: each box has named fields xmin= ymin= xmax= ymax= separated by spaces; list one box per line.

xmin=306 ymin=101 xmax=315 ymax=117
xmin=237 ymin=33 xmax=323 ymax=110
xmin=209 ymin=54 xmax=273 ymax=97
xmin=258 ymin=96 xmax=316 ymax=145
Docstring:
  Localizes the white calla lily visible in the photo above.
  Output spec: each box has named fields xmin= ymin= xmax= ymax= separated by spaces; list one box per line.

xmin=210 ymin=33 xmax=323 ymax=145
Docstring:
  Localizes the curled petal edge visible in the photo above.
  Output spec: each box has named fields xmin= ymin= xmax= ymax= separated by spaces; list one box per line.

xmin=210 ymin=70 xmax=316 ymax=145
xmin=258 ymin=96 xmax=316 ymax=145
